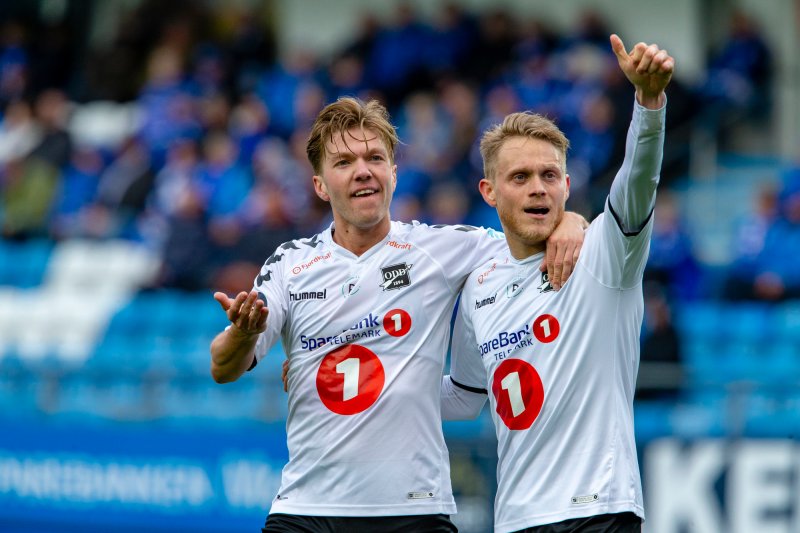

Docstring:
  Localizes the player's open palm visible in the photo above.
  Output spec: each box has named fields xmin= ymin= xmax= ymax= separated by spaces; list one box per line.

xmin=214 ymin=290 xmax=268 ymax=337
xmin=610 ymin=34 xmax=673 ymax=103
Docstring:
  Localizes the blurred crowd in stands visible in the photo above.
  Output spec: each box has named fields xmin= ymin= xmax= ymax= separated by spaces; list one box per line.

xmin=0 ymin=0 xmax=793 ymax=313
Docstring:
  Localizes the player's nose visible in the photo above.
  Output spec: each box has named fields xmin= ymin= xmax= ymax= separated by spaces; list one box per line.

xmin=353 ymin=157 xmax=372 ymax=179
xmin=527 ymin=176 xmax=547 ymax=195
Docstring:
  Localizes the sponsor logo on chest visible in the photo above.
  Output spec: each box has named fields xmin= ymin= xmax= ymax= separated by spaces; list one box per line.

xmin=300 ymin=312 xmax=382 ymax=350
xmin=291 ymin=252 xmax=332 ymax=275
xmin=386 ymin=240 xmax=412 ymax=250
xmin=380 ymin=262 xmax=413 ymax=291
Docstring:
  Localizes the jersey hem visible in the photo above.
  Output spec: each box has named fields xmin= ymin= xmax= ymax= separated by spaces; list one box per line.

xmin=494 ymin=501 xmax=644 ymax=533
xmin=269 ymin=501 xmax=457 ymax=517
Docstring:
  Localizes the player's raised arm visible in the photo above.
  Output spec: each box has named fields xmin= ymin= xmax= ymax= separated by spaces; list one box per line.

xmin=606 ymin=35 xmax=673 ymax=234
xmin=210 ymin=290 xmax=268 ymax=383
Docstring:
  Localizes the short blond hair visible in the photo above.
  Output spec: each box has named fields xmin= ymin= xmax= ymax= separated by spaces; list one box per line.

xmin=480 ymin=112 xmax=569 ymax=180
xmin=306 ymin=97 xmax=399 ymax=175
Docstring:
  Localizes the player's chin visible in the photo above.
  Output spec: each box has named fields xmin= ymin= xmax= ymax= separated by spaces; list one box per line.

xmin=521 ymin=221 xmax=555 ymax=243
xmin=353 ymin=210 xmax=388 ymax=228
xmin=519 ymin=215 xmax=553 ymax=232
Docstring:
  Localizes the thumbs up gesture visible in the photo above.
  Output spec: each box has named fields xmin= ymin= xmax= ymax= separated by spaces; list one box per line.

xmin=610 ymin=34 xmax=674 ymax=109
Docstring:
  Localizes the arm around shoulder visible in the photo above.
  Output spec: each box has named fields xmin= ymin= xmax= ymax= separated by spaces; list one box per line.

xmin=542 ymin=211 xmax=589 ymax=290
xmin=441 ymin=375 xmax=487 ymax=420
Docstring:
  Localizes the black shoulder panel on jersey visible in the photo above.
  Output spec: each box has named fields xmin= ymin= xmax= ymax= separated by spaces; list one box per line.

xmin=304 ymin=234 xmax=323 ymax=247
xmin=430 ymin=224 xmax=479 ymax=232
xmin=607 ymin=196 xmax=654 ymax=237
xmin=247 ymin=355 xmax=258 ymax=371
xmin=261 ymin=232 xmax=324 ymax=274
xmin=256 ymin=269 xmax=273 ymax=285
xmin=265 ymin=253 xmax=284 ymax=266
xmin=280 ymin=240 xmax=300 ymax=251
xmin=450 ymin=376 xmax=487 ymax=395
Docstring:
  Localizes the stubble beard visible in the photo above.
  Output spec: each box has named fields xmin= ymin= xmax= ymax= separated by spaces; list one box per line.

xmin=500 ymin=210 xmax=561 ymax=253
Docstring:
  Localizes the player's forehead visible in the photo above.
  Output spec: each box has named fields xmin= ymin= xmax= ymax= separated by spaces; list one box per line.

xmin=496 ymin=136 xmax=564 ymax=173
xmin=323 ymin=126 xmax=388 ymax=161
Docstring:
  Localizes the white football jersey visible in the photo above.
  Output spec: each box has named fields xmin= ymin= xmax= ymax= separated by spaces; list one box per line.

xmin=449 ymin=102 xmax=665 ymax=532
xmin=252 ymin=220 xmax=507 ymax=516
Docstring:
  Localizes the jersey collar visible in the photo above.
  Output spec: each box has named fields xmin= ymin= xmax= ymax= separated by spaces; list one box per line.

xmin=323 ymin=221 xmax=395 ymax=262
xmin=509 ymin=250 xmax=545 ymax=267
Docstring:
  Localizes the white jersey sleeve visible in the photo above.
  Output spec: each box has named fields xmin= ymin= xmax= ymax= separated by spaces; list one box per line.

xmin=442 ymin=299 xmax=488 ymax=420
xmin=608 ymin=100 xmax=666 ymax=233
xmin=582 ymin=100 xmax=666 ymax=290
xmin=252 ymin=245 xmax=290 ymax=362
xmin=448 ymin=297 xmax=486 ymax=390
xmin=440 ymin=375 xmax=487 ymax=420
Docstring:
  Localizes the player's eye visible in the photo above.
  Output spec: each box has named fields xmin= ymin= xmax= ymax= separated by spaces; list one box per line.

xmin=370 ymin=153 xmax=385 ymax=161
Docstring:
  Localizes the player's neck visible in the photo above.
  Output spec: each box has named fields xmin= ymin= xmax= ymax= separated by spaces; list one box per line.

xmin=507 ymin=237 xmax=545 ymax=261
xmin=331 ymin=217 xmax=391 ymax=256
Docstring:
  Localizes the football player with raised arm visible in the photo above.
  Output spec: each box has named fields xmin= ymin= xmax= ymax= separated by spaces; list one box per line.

xmin=444 ymin=35 xmax=673 ymax=533
xmin=209 ymin=96 xmax=588 ymax=532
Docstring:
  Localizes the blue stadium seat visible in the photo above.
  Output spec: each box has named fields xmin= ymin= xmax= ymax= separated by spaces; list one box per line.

xmin=743 ymin=388 xmax=800 ymax=438
xmin=774 ymin=302 xmax=800 ymax=343
xmin=92 ymin=290 xmax=247 ymax=377
xmin=0 ymin=370 xmax=40 ymax=416
xmin=675 ymin=302 xmax=723 ymax=342
xmin=163 ymin=377 xmax=270 ymax=420
xmin=721 ymin=341 xmax=762 ymax=383
xmin=671 ymin=390 xmax=728 ymax=438
xmin=634 ymin=400 xmax=674 ymax=442
xmin=717 ymin=303 xmax=773 ymax=343
xmin=57 ymin=376 xmax=105 ymax=417
xmin=682 ymin=338 xmax=724 ymax=385
xmin=0 ymin=239 xmax=52 ymax=288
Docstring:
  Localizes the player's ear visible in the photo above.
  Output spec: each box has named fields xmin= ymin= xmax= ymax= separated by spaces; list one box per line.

xmin=479 ymin=178 xmax=497 ymax=207
xmin=564 ymin=173 xmax=570 ymax=202
xmin=313 ymin=175 xmax=330 ymax=202
xmin=391 ymin=164 xmax=397 ymax=189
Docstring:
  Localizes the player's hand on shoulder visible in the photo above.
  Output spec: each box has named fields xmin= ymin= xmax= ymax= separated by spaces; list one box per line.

xmin=541 ymin=211 xmax=586 ymax=290
xmin=281 ymin=358 xmax=290 ymax=393
xmin=214 ymin=290 xmax=268 ymax=337
xmin=610 ymin=34 xmax=674 ymax=109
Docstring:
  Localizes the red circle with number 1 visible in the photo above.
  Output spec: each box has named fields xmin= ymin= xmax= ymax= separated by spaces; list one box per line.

xmin=533 ymin=314 xmax=560 ymax=343
xmin=383 ymin=308 xmax=412 ymax=337
xmin=317 ymin=344 xmax=385 ymax=415
xmin=491 ymin=359 xmax=545 ymax=430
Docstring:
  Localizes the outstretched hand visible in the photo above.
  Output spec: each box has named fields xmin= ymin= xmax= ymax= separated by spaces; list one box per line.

xmin=214 ymin=290 xmax=268 ymax=337
xmin=610 ymin=34 xmax=674 ymax=108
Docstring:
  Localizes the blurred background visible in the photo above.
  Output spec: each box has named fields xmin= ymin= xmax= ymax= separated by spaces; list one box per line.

xmin=0 ymin=0 xmax=798 ymax=531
